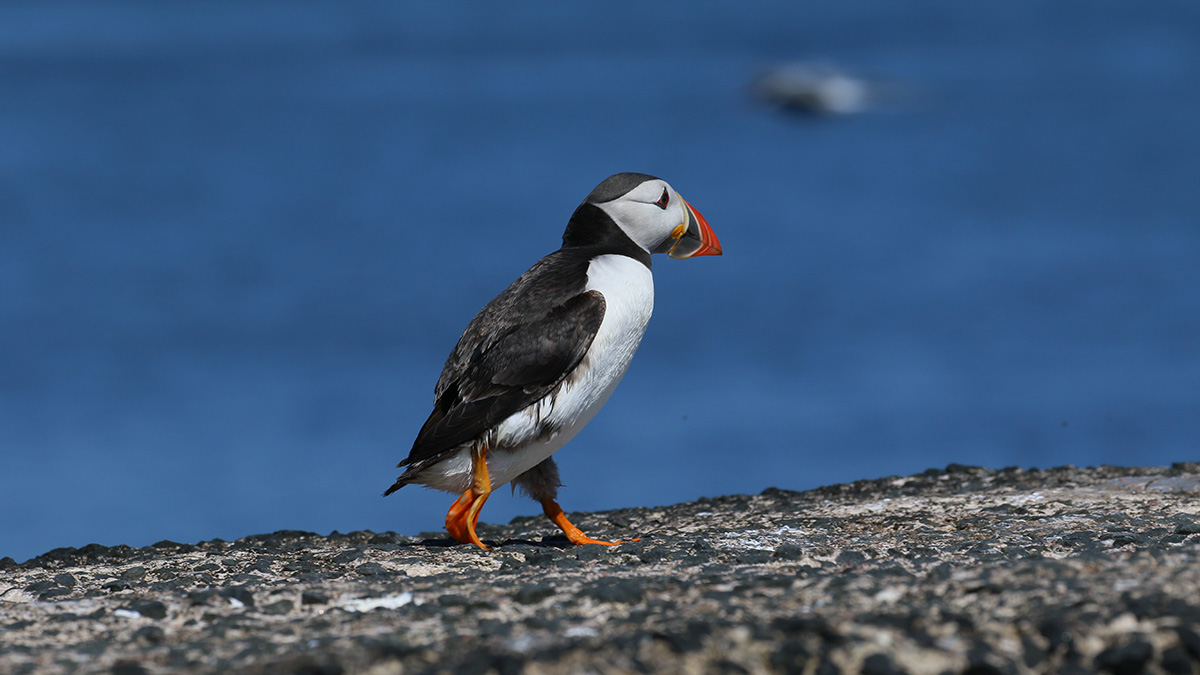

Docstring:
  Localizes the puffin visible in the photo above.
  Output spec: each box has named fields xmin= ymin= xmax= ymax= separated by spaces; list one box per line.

xmin=384 ymin=173 xmax=721 ymax=550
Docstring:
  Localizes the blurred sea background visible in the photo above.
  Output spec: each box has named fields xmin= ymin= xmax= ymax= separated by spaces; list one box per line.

xmin=2 ymin=1 xmax=1198 ymax=563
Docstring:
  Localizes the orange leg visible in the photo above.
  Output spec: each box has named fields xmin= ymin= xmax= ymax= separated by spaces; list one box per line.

xmin=443 ymin=443 xmax=493 ymax=550
xmin=444 ymin=489 xmax=474 ymax=544
xmin=541 ymin=498 xmax=639 ymax=546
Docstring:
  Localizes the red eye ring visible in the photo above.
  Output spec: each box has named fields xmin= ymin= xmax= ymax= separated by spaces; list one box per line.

xmin=655 ymin=188 xmax=670 ymax=209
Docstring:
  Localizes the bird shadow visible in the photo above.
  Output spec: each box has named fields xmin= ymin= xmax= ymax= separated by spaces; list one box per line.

xmin=402 ymin=533 xmax=641 ymax=551
xmin=393 ymin=535 xmax=576 ymax=550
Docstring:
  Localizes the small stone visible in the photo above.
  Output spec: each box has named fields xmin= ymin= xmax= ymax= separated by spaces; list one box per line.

xmin=25 ymin=580 xmax=58 ymax=593
xmin=54 ymin=573 xmax=78 ymax=588
xmin=1094 ymin=638 xmax=1153 ymax=675
xmin=301 ymin=591 xmax=329 ymax=605
xmin=1108 ymin=533 xmax=1148 ymax=549
xmin=103 ymin=580 xmax=133 ymax=593
xmin=712 ymin=659 xmax=750 ymax=674
xmin=120 ymin=567 xmax=147 ymax=581
xmin=861 ymin=653 xmax=905 ymax=675
xmin=524 ymin=550 xmax=562 ymax=565
xmin=656 ymin=623 xmax=708 ymax=654
xmin=355 ymin=562 xmax=390 ymax=576
xmin=283 ymin=560 xmax=318 ymax=574
xmin=1176 ymin=627 xmax=1200 ymax=658
xmin=333 ymin=549 xmax=364 ymax=564
xmin=1038 ymin=616 xmax=1073 ymax=649
xmin=438 ymin=594 xmax=473 ymax=607
xmin=1160 ymin=646 xmax=1192 ymax=675
xmin=637 ymin=545 xmax=676 ymax=563
xmin=736 ymin=550 xmax=772 ymax=565
xmin=815 ymin=658 xmax=840 ymax=675
xmin=1172 ymin=517 xmax=1200 ymax=535
xmin=188 ymin=590 xmax=219 ymax=606
xmin=836 ymin=550 xmax=868 ymax=566
xmin=111 ymin=662 xmax=149 ymax=675
xmin=774 ymin=543 xmax=806 ymax=560
xmin=967 ymin=642 xmax=1017 ymax=675
xmin=772 ymin=616 xmax=839 ymax=640
xmin=369 ymin=532 xmax=402 ymax=545
xmin=128 ymin=600 xmax=167 ymax=620
xmin=945 ymin=463 xmax=982 ymax=474
xmin=582 ymin=578 xmax=643 ymax=604
xmin=572 ymin=546 xmax=605 ymax=562
xmin=133 ymin=625 xmax=165 ymax=644
xmin=515 ymin=583 xmax=555 ymax=605
xmin=221 ymin=586 xmax=255 ymax=608
xmin=771 ymin=638 xmax=812 ymax=673
xmin=260 ymin=599 xmax=294 ymax=615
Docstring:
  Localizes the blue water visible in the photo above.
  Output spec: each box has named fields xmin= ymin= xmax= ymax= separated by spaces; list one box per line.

xmin=2 ymin=1 xmax=1198 ymax=563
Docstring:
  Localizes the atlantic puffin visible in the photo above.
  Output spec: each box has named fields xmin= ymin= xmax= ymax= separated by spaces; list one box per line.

xmin=384 ymin=173 xmax=721 ymax=550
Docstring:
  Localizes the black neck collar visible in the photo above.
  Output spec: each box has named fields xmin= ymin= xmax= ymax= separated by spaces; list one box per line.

xmin=560 ymin=203 xmax=652 ymax=269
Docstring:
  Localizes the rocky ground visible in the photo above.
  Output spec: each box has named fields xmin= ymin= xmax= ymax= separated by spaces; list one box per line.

xmin=2 ymin=463 xmax=1200 ymax=675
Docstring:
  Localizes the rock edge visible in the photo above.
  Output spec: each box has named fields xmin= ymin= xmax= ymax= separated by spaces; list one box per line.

xmin=2 ymin=463 xmax=1200 ymax=674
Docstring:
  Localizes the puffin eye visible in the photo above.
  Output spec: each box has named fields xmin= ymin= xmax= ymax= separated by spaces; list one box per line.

xmin=655 ymin=188 xmax=670 ymax=209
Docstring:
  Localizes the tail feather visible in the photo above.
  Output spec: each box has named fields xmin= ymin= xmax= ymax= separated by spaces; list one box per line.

xmin=382 ymin=468 xmax=418 ymax=497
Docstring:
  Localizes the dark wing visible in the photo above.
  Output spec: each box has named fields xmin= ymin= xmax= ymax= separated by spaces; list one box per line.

xmin=386 ymin=285 xmax=605 ymax=491
xmin=412 ymin=289 xmax=604 ymax=457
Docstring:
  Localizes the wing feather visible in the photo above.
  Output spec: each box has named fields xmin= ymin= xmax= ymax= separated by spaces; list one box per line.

xmin=397 ymin=285 xmax=605 ymax=476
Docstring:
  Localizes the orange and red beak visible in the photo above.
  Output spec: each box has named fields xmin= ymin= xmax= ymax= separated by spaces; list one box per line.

xmin=666 ymin=197 xmax=722 ymax=259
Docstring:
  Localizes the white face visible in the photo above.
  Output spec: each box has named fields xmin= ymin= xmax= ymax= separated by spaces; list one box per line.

xmin=593 ymin=178 xmax=689 ymax=253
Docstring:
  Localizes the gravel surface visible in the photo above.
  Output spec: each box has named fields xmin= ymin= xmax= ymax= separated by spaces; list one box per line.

xmin=3 ymin=463 xmax=1200 ymax=674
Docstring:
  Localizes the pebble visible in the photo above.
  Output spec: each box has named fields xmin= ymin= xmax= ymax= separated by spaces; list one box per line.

xmin=127 ymin=600 xmax=168 ymax=620
xmin=259 ymin=599 xmax=294 ymax=615
xmin=221 ymin=586 xmax=255 ymax=608
xmin=353 ymin=562 xmax=389 ymax=577
xmin=514 ymin=582 xmax=555 ymax=605
xmin=582 ymin=578 xmax=644 ymax=604
xmin=301 ymin=590 xmax=329 ymax=606
xmin=53 ymin=573 xmax=77 ymax=588
xmin=120 ymin=567 xmax=147 ymax=581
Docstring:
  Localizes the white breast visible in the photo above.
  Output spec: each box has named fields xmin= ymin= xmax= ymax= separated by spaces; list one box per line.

xmin=490 ymin=254 xmax=654 ymax=477
xmin=550 ymin=253 xmax=656 ymax=434
xmin=419 ymin=255 xmax=655 ymax=493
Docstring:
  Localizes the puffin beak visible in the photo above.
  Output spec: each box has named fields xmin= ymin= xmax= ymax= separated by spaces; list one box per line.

xmin=667 ymin=197 xmax=722 ymax=259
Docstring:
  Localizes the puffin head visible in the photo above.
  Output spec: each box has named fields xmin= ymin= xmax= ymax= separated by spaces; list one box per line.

xmin=564 ymin=173 xmax=722 ymax=259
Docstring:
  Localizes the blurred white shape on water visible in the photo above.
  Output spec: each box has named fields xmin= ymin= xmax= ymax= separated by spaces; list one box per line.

xmin=753 ymin=62 xmax=900 ymax=115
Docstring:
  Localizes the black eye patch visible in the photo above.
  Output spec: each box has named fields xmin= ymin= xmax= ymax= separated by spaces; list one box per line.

xmin=655 ymin=188 xmax=670 ymax=209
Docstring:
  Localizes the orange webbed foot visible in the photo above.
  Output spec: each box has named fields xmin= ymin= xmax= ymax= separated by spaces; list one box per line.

xmin=541 ymin=499 xmax=639 ymax=546
xmin=444 ymin=443 xmax=494 ymax=551
xmin=445 ymin=490 xmax=475 ymax=544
